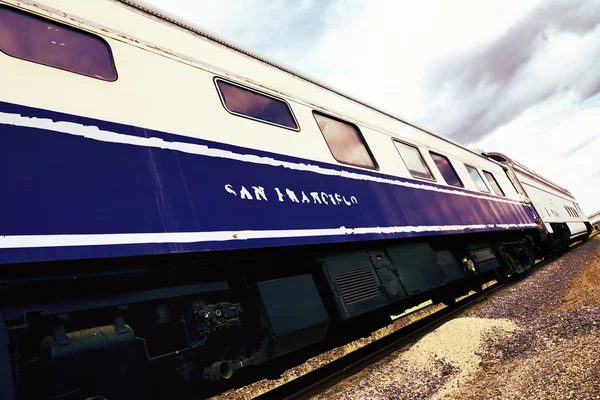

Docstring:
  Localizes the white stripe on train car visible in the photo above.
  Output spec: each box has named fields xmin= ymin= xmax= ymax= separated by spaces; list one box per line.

xmin=0 ymin=223 xmax=538 ymax=249
xmin=0 ymin=110 xmax=525 ymax=205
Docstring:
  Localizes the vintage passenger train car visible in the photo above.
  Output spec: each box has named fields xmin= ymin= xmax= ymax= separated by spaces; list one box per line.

xmin=486 ymin=153 xmax=590 ymax=254
xmin=0 ymin=1 xmax=592 ymax=398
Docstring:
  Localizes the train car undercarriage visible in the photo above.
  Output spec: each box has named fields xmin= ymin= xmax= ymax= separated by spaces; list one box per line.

xmin=0 ymin=227 xmax=589 ymax=400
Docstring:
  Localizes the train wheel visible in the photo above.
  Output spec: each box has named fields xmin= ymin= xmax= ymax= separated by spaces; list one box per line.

xmin=441 ymin=295 xmax=457 ymax=306
xmin=495 ymin=268 xmax=517 ymax=283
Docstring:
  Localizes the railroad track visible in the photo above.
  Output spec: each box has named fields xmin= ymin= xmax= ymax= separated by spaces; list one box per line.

xmin=253 ymin=251 xmax=572 ymax=400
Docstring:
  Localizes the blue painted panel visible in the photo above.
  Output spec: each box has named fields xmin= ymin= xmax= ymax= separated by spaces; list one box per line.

xmin=0 ymin=101 xmax=537 ymax=264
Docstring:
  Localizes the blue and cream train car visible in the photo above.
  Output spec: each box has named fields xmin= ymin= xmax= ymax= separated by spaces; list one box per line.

xmin=486 ymin=153 xmax=592 ymax=253
xmin=0 ymin=1 xmax=590 ymax=399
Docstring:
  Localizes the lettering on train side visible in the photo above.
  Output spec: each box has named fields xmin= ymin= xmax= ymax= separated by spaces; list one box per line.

xmin=224 ymin=184 xmax=358 ymax=205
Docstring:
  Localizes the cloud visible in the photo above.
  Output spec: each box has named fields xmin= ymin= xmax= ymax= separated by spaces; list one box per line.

xmin=144 ymin=0 xmax=364 ymax=65
xmin=472 ymin=94 xmax=600 ymax=213
xmin=422 ymin=0 xmax=600 ymax=143
xmin=561 ymin=135 xmax=599 ymax=158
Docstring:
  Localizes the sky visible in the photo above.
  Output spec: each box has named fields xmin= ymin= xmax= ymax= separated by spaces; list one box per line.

xmin=147 ymin=0 xmax=600 ymax=214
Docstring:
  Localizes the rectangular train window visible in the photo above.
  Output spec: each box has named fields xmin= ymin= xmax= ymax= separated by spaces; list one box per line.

xmin=215 ymin=78 xmax=299 ymax=130
xmin=430 ymin=152 xmax=463 ymax=187
xmin=483 ymin=171 xmax=504 ymax=196
xmin=465 ymin=165 xmax=490 ymax=193
xmin=504 ymin=169 xmax=522 ymax=194
xmin=0 ymin=6 xmax=117 ymax=81
xmin=313 ymin=112 xmax=377 ymax=169
xmin=393 ymin=140 xmax=434 ymax=180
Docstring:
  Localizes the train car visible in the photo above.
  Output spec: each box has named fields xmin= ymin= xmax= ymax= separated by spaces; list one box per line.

xmin=0 ymin=1 xmax=589 ymax=399
xmin=588 ymin=211 xmax=600 ymax=231
xmin=485 ymin=152 xmax=592 ymax=253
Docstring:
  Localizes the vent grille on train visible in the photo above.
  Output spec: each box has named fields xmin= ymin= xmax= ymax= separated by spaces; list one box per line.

xmin=334 ymin=267 xmax=381 ymax=305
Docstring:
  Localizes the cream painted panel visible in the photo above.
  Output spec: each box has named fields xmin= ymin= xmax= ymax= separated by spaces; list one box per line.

xmin=520 ymin=179 xmax=588 ymax=224
xmin=0 ymin=36 xmax=339 ymax=165
xmin=566 ymin=222 xmax=587 ymax=237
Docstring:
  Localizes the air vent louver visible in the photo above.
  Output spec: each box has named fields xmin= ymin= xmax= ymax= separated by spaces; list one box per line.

xmin=319 ymin=251 xmax=388 ymax=319
xmin=335 ymin=267 xmax=381 ymax=305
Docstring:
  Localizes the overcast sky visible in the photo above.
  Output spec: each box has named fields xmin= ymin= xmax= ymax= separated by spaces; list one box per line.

xmin=147 ymin=0 xmax=600 ymax=214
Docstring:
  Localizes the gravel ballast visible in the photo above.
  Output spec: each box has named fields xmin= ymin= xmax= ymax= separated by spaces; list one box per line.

xmin=317 ymin=235 xmax=600 ymax=399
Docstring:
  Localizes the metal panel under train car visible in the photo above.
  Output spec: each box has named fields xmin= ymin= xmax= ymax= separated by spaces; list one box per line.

xmin=255 ymin=275 xmax=329 ymax=361
xmin=319 ymin=242 xmax=478 ymax=319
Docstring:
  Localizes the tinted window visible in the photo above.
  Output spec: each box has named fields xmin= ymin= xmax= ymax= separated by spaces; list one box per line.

xmin=0 ymin=6 xmax=116 ymax=81
xmin=483 ymin=171 xmax=504 ymax=196
xmin=504 ymin=169 xmax=522 ymax=194
xmin=393 ymin=141 xmax=434 ymax=180
xmin=430 ymin=152 xmax=463 ymax=187
xmin=465 ymin=165 xmax=490 ymax=193
xmin=313 ymin=112 xmax=376 ymax=169
xmin=215 ymin=79 xmax=298 ymax=130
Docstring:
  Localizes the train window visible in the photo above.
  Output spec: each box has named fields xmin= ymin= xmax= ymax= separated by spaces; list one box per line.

xmin=313 ymin=112 xmax=377 ymax=169
xmin=0 ymin=6 xmax=117 ymax=81
xmin=504 ymin=169 xmax=522 ymax=195
xmin=430 ymin=152 xmax=463 ymax=187
xmin=215 ymin=79 xmax=299 ymax=130
xmin=465 ymin=165 xmax=490 ymax=193
xmin=483 ymin=171 xmax=505 ymax=196
xmin=393 ymin=141 xmax=434 ymax=180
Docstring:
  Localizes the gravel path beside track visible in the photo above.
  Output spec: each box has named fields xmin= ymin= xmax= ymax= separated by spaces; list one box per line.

xmin=317 ymin=235 xmax=600 ymax=399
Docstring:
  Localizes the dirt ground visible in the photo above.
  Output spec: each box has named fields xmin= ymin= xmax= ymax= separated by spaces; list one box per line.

xmin=448 ymin=236 xmax=600 ymax=400
xmin=317 ymin=235 xmax=600 ymax=400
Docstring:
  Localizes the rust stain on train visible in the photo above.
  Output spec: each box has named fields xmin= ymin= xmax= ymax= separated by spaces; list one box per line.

xmin=119 ymin=34 xmax=140 ymax=44
xmin=233 ymin=75 xmax=289 ymax=98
